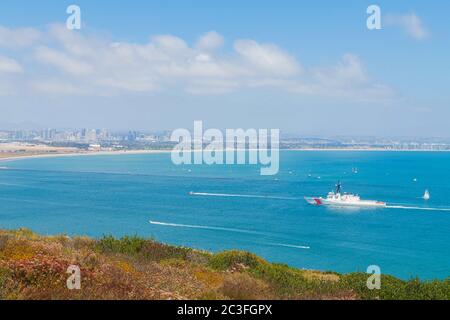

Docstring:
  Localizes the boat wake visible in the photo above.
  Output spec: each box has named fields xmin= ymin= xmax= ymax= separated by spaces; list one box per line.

xmin=386 ymin=205 xmax=450 ymax=212
xmin=189 ymin=192 xmax=298 ymax=201
xmin=267 ymin=242 xmax=310 ymax=250
xmin=149 ymin=220 xmax=264 ymax=235
xmin=149 ymin=221 xmax=311 ymax=249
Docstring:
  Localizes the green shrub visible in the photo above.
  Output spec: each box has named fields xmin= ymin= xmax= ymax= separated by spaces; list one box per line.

xmin=209 ymin=251 xmax=265 ymax=271
xmin=139 ymin=241 xmax=192 ymax=262
xmin=9 ymin=228 xmax=37 ymax=239
xmin=340 ymin=273 xmax=450 ymax=300
xmin=96 ymin=235 xmax=199 ymax=263
xmin=419 ymin=279 xmax=450 ymax=300
xmin=251 ymin=263 xmax=309 ymax=296
xmin=97 ymin=235 xmax=146 ymax=255
xmin=0 ymin=267 xmax=10 ymax=299
xmin=210 ymin=252 xmax=348 ymax=298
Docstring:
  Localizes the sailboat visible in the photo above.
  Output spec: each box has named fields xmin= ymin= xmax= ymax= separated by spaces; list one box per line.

xmin=423 ymin=190 xmax=430 ymax=200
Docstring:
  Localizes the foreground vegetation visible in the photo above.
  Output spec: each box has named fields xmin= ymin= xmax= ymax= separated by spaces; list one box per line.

xmin=0 ymin=229 xmax=448 ymax=300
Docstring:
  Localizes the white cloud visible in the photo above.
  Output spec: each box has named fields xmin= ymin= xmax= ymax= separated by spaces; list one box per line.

xmin=195 ymin=31 xmax=224 ymax=51
xmin=289 ymin=54 xmax=394 ymax=99
xmin=35 ymin=46 xmax=93 ymax=75
xmin=152 ymin=34 xmax=190 ymax=54
xmin=0 ymin=26 xmax=41 ymax=48
xmin=31 ymin=79 xmax=88 ymax=95
xmin=0 ymin=56 xmax=23 ymax=73
xmin=0 ymin=56 xmax=23 ymax=96
xmin=386 ymin=13 xmax=429 ymax=40
xmin=234 ymin=39 xmax=301 ymax=76
xmin=0 ymin=24 xmax=394 ymax=100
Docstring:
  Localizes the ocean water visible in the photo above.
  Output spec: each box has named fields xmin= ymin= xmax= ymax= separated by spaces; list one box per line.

xmin=0 ymin=151 xmax=449 ymax=280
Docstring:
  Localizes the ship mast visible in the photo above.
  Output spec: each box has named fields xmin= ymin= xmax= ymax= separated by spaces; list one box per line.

xmin=336 ymin=181 xmax=342 ymax=194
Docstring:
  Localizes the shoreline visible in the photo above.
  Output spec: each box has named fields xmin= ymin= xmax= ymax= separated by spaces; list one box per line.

xmin=1 ymin=147 xmax=450 ymax=163
xmin=0 ymin=149 xmax=172 ymax=163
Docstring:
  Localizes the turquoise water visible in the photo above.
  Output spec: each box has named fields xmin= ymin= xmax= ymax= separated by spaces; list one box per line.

xmin=0 ymin=151 xmax=449 ymax=280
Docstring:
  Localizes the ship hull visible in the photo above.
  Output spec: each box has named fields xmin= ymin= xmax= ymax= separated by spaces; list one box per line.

xmin=305 ymin=197 xmax=386 ymax=208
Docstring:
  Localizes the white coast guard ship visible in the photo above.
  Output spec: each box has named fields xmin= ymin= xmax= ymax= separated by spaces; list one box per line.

xmin=305 ymin=181 xmax=386 ymax=208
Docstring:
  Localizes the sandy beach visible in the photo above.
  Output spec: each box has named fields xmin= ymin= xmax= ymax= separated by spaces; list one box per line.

xmin=0 ymin=148 xmax=173 ymax=163
xmin=2 ymin=147 xmax=449 ymax=164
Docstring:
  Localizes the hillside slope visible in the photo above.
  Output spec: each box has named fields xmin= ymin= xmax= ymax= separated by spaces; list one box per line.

xmin=0 ymin=229 xmax=448 ymax=300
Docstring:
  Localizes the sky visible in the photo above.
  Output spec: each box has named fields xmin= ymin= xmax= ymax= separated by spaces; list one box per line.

xmin=0 ymin=0 xmax=449 ymax=137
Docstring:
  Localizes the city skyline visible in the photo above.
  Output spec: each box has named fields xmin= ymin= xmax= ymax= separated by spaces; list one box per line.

xmin=2 ymin=127 xmax=450 ymax=152
xmin=0 ymin=1 xmax=449 ymax=136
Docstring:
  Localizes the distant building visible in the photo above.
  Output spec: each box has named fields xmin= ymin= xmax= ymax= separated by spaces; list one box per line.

xmin=86 ymin=129 xmax=97 ymax=142
xmin=88 ymin=144 xmax=101 ymax=151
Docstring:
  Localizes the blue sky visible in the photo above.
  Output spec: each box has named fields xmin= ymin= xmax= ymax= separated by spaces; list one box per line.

xmin=0 ymin=0 xmax=449 ymax=137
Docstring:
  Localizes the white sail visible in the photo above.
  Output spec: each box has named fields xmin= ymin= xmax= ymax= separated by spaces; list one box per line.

xmin=423 ymin=190 xmax=430 ymax=200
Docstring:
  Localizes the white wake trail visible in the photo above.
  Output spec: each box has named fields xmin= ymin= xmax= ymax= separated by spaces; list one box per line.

xmin=149 ymin=221 xmax=311 ymax=249
xmin=386 ymin=205 xmax=450 ymax=212
xmin=149 ymin=220 xmax=264 ymax=235
xmin=189 ymin=192 xmax=298 ymax=201
xmin=267 ymin=242 xmax=310 ymax=250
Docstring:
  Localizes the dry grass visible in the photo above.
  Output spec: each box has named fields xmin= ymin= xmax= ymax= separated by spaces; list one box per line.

xmin=220 ymin=273 xmax=273 ymax=300
xmin=0 ymin=229 xmax=448 ymax=300
xmin=302 ymin=270 xmax=340 ymax=282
